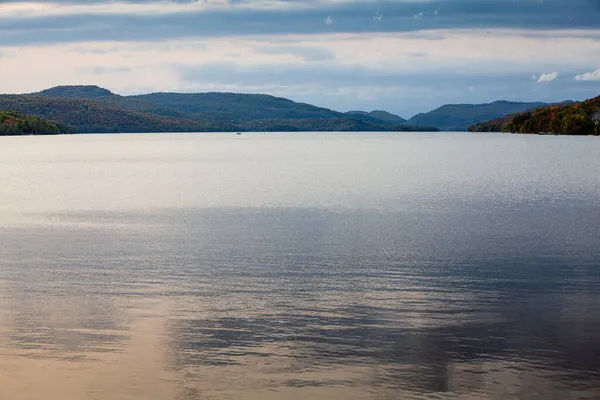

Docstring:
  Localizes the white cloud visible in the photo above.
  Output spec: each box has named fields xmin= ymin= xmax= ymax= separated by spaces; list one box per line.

xmin=575 ymin=68 xmax=600 ymax=81
xmin=0 ymin=0 xmax=315 ymax=18
xmin=536 ymin=72 xmax=558 ymax=83
xmin=1 ymin=30 xmax=600 ymax=116
xmin=2 ymin=30 xmax=600 ymax=96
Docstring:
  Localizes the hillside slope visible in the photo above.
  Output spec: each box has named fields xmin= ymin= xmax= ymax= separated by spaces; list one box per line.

xmin=131 ymin=92 xmax=420 ymax=130
xmin=33 ymin=86 xmax=183 ymax=118
xmin=17 ymin=85 xmax=439 ymax=132
xmin=131 ymin=92 xmax=436 ymax=131
xmin=407 ymin=101 xmax=558 ymax=131
xmin=129 ymin=92 xmax=347 ymax=121
xmin=1 ymin=94 xmax=426 ymax=133
xmin=0 ymin=110 xmax=74 ymax=135
xmin=346 ymin=110 xmax=406 ymax=125
xmin=469 ymin=95 xmax=600 ymax=135
xmin=0 ymin=95 xmax=237 ymax=133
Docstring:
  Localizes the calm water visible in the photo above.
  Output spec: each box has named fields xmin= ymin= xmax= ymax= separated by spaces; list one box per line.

xmin=0 ymin=132 xmax=599 ymax=400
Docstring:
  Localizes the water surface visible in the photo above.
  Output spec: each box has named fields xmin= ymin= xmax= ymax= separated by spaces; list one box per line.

xmin=0 ymin=132 xmax=599 ymax=400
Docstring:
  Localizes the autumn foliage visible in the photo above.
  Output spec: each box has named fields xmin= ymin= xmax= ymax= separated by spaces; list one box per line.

xmin=469 ymin=95 xmax=600 ymax=135
xmin=0 ymin=110 xmax=75 ymax=135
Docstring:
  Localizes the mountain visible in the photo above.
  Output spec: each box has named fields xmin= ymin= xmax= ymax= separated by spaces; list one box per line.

xmin=0 ymin=95 xmax=237 ymax=133
xmin=469 ymin=96 xmax=600 ymax=135
xmin=33 ymin=86 xmax=183 ymax=118
xmin=6 ymin=85 xmax=438 ymax=133
xmin=369 ymin=110 xmax=407 ymax=124
xmin=406 ymin=100 xmax=559 ymax=131
xmin=35 ymin=85 xmax=114 ymax=99
xmin=0 ymin=93 xmax=434 ymax=133
xmin=0 ymin=110 xmax=75 ymax=135
xmin=346 ymin=110 xmax=406 ymax=125
xmin=129 ymin=92 xmax=347 ymax=121
xmin=122 ymin=92 xmax=430 ymax=131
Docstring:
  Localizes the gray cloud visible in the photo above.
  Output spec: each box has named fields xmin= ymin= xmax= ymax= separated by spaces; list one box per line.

xmin=256 ymin=45 xmax=336 ymax=61
xmin=1 ymin=0 xmax=600 ymax=46
xmin=408 ymin=51 xmax=428 ymax=58
xmin=76 ymin=66 xmax=133 ymax=74
xmin=174 ymin=61 xmax=545 ymax=88
xmin=173 ymin=60 xmax=600 ymax=116
xmin=2 ymin=0 xmax=600 ymax=114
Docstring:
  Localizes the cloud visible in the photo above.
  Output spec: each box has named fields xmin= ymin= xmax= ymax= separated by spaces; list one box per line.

xmin=1 ymin=0 xmax=600 ymax=46
xmin=257 ymin=45 xmax=335 ymax=61
xmin=2 ymin=36 xmax=598 ymax=118
xmin=76 ymin=66 xmax=132 ymax=74
xmin=3 ymin=29 xmax=600 ymax=101
xmin=172 ymin=60 xmax=596 ymax=116
xmin=1 ymin=5 xmax=600 ymax=117
xmin=173 ymin=60 xmax=552 ymax=92
xmin=536 ymin=72 xmax=559 ymax=83
xmin=408 ymin=51 xmax=427 ymax=58
xmin=575 ymin=68 xmax=600 ymax=81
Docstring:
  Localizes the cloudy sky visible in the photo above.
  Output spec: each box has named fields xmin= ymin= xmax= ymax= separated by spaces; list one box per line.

xmin=1 ymin=0 xmax=600 ymax=117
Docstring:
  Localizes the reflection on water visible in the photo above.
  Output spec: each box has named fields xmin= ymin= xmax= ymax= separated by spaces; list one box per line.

xmin=0 ymin=133 xmax=599 ymax=399
xmin=1 ymin=208 xmax=599 ymax=400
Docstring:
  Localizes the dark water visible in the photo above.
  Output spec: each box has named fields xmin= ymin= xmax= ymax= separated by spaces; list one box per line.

xmin=0 ymin=132 xmax=599 ymax=399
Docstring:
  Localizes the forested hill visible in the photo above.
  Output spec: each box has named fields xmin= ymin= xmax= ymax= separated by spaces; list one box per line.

xmin=35 ymin=85 xmax=113 ymax=99
xmin=406 ymin=100 xmax=566 ymax=131
xmin=129 ymin=92 xmax=346 ymax=121
xmin=345 ymin=110 xmax=407 ymax=125
xmin=8 ymin=85 xmax=438 ymax=133
xmin=469 ymin=95 xmax=600 ymax=135
xmin=0 ymin=95 xmax=237 ymax=133
xmin=0 ymin=110 xmax=74 ymax=135
xmin=33 ymin=86 xmax=184 ymax=118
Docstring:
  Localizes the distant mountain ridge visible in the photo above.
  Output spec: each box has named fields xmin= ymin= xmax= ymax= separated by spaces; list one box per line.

xmin=0 ymin=85 xmax=437 ymax=133
xmin=406 ymin=100 xmax=573 ymax=131
xmin=129 ymin=92 xmax=345 ymax=121
xmin=345 ymin=110 xmax=406 ymax=125
xmin=5 ymin=85 xmax=576 ymax=134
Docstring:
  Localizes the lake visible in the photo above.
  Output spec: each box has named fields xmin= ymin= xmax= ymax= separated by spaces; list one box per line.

xmin=0 ymin=132 xmax=599 ymax=400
